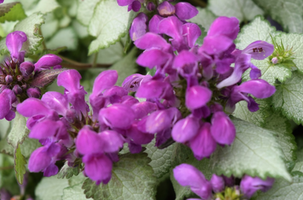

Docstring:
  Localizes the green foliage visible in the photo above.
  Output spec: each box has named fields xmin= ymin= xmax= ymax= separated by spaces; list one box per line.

xmin=35 ymin=176 xmax=70 ymax=200
xmin=87 ymin=0 xmax=132 ymax=55
xmin=208 ymin=0 xmax=263 ymax=23
xmin=210 ymin=118 xmax=291 ymax=181
xmin=7 ymin=113 xmax=29 ymax=148
xmin=272 ymin=72 xmax=303 ymax=124
xmin=14 ymin=144 xmax=27 ymax=184
xmin=82 ymin=153 xmax=157 ymax=200
xmin=0 ymin=2 xmax=26 ymax=23
xmin=57 ymin=162 xmax=80 ymax=179
xmin=189 ymin=8 xmax=217 ymax=31
xmin=253 ymin=0 xmax=303 ymax=33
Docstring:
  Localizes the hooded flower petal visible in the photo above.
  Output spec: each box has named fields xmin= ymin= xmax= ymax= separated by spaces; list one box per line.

xmin=34 ymin=54 xmax=62 ymax=71
xmin=0 ymin=89 xmax=16 ymax=119
xmin=136 ymin=49 xmax=172 ymax=69
xmin=99 ymin=130 xmax=124 ymax=153
xmin=242 ymin=41 xmax=274 ymax=60
xmin=130 ymin=12 xmax=148 ymax=41
xmin=207 ymin=16 xmax=239 ymax=40
xmin=173 ymin=164 xmax=212 ymax=199
xmin=175 ymin=2 xmax=198 ymax=20
xmin=211 ymin=111 xmax=235 ymax=145
xmin=76 ymin=126 xmax=103 ymax=155
xmin=240 ymin=175 xmax=275 ymax=198
xmin=28 ymin=146 xmax=52 ymax=173
xmin=210 ymin=174 xmax=225 ymax=193
xmin=41 ymin=92 xmax=69 ymax=116
xmin=6 ymin=31 xmax=27 ymax=61
xmin=189 ymin=122 xmax=217 ymax=159
xmin=237 ymin=79 xmax=276 ymax=99
xmin=186 ymin=85 xmax=212 ymax=110
xmin=172 ymin=116 xmax=200 ymax=142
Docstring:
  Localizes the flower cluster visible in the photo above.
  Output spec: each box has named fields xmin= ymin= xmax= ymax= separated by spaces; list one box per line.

xmin=17 ymin=69 xmax=159 ymax=184
xmin=0 ymin=31 xmax=62 ymax=120
xmin=124 ymin=1 xmax=276 ymax=159
xmin=173 ymin=163 xmax=275 ymax=199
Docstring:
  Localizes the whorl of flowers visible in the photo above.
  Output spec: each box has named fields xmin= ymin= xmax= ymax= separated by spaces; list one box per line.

xmin=0 ymin=31 xmax=62 ymax=121
xmin=15 ymin=0 xmax=276 ymax=189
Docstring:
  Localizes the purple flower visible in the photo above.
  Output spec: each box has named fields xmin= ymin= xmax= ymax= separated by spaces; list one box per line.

xmin=129 ymin=13 xmax=148 ymax=41
xmin=173 ymin=164 xmax=212 ymax=199
xmin=240 ymin=175 xmax=275 ymax=198
xmin=210 ymin=174 xmax=225 ymax=193
xmin=117 ymin=0 xmax=142 ymax=12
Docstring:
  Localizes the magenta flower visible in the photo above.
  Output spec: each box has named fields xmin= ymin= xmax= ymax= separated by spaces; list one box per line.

xmin=240 ymin=175 xmax=275 ymax=198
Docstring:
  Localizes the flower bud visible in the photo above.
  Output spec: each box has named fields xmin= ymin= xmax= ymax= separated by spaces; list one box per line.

xmin=5 ymin=75 xmax=13 ymax=83
xmin=17 ymin=75 xmax=23 ymax=82
xmin=12 ymin=84 xmax=22 ymax=95
xmin=27 ymin=87 xmax=41 ymax=98
xmin=20 ymin=61 xmax=35 ymax=77
xmin=210 ymin=174 xmax=225 ymax=193
xmin=240 ymin=175 xmax=274 ymax=198
xmin=271 ymin=57 xmax=278 ymax=64
xmin=147 ymin=2 xmax=155 ymax=11
xmin=158 ymin=1 xmax=175 ymax=17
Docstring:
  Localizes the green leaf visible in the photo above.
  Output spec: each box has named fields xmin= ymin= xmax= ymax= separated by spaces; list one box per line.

xmin=262 ymin=112 xmax=296 ymax=162
xmin=76 ymin=0 xmax=100 ymax=26
xmin=144 ymin=140 xmax=175 ymax=178
xmin=35 ymin=175 xmax=69 ymax=200
xmin=291 ymin=146 xmax=303 ymax=173
xmin=82 ymin=153 xmax=157 ymax=200
xmin=253 ymin=0 xmax=303 ymax=33
xmin=7 ymin=112 xmax=29 ymax=148
xmin=62 ymin=184 xmax=92 ymax=200
xmin=0 ymin=12 xmax=45 ymax=55
xmin=210 ymin=117 xmax=291 ymax=181
xmin=29 ymin=0 xmax=60 ymax=14
xmin=14 ymin=144 xmax=27 ymax=184
xmin=110 ymin=47 xmax=138 ymax=86
xmin=188 ymin=8 xmax=217 ymax=31
xmin=272 ymin=72 xmax=303 ymax=124
xmin=256 ymin=174 xmax=303 ymax=200
xmin=236 ymin=16 xmax=292 ymax=85
xmin=57 ymin=162 xmax=80 ymax=179
xmin=232 ymin=99 xmax=271 ymax=126
xmin=208 ymin=0 xmax=263 ymax=23
xmin=88 ymin=0 xmax=131 ymax=55
xmin=46 ymin=27 xmax=78 ymax=50
xmin=0 ymin=139 xmax=14 ymax=156
xmin=0 ymin=2 xmax=26 ymax=23
xmin=0 ymin=154 xmax=19 ymax=195
xmin=20 ymin=138 xmax=41 ymax=158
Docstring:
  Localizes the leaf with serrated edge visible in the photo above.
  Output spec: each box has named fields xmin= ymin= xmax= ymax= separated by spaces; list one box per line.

xmin=88 ymin=0 xmax=130 ymax=55
xmin=232 ymin=99 xmax=271 ymax=127
xmin=14 ymin=144 xmax=27 ymax=184
xmin=208 ymin=0 xmax=263 ymax=23
xmin=236 ymin=16 xmax=293 ymax=85
xmin=0 ymin=2 xmax=26 ymax=23
xmin=7 ymin=112 xmax=29 ymax=148
xmin=263 ymin=113 xmax=296 ymax=162
xmin=253 ymin=0 xmax=303 ymax=33
xmin=35 ymin=175 xmax=69 ymax=200
xmin=272 ymin=72 xmax=303 ymax=125
xmin=188 ymin=8 xmax=217 ymax=31
xmin=210 ymin=118 xmax=291 ymax=181
xmin=76 ymin=0 xmax=100 ymax=26
xmin=82 ymin=153 xmax=157 ymax=200
xmin=62 ymin=184 xmax=92 ymax=200
xmin=0 ymin=13 xmax=45 ymax=56
xmin=256 ymin=174 xmax=303 ymax=200
xmin=57 ymin=162 xmax=80 ymax=179
xmin=145 ymin=139 xmax=174 ymax=178
xmin=110 ymin=47 xmax=138 ymax=86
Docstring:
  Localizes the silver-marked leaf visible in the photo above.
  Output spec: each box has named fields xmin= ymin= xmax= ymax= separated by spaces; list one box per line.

xmin=210 ymin=117 xmax=291 ymax=181
xmin=208 ymin=0 xmax=263 ymax=23
xmin=88 ymin=0 xmax=131 ymax=55
xmin=272 ymin=72 xmax=303 ymax=125
xmin=7 ymin=112 xmax=29 ymax=148
xmin=76 ymin=0 xmax=100 ymax=26
xmin=57 ymin=162 xmax=80 ymax=179
xmin=82 ymin=153 xmax=157 ymax=200
xmin=253 ymin=0 xmax=303 ymax=33
xmin=189 ymin=8 xmax=217 ymax=31
xmin=14 ymin=144 xmax=27 ymax=184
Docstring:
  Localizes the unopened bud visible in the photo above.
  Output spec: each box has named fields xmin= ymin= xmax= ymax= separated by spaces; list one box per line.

xmin=5 ymin=75 xmax=13 ymax=83
xmin=147 ymin=2 xmax=155 ymax=11
xmin=271 ymin=57 xmax=278 ymax=64
xmin=21 ymin=83 xmax=27 ymax=90
xmin=158 ymin=1 xmax=175 ymax=17
xmin=17 ymin=75 xmax=23 ymax=82
xmin=211 ymin=174 xmax=225 ymax=193
xmin=27 ymin=87 xmax=41 ymax=98
xmin=12 ymin=85 xmax=22 ymax=95
xmin=20 ymin=61 xmax=35 ymax=77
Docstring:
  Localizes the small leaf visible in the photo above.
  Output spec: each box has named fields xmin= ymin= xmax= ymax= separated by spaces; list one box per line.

xmin=7 ymin=112 xmax=29 ymax=148
xmin=14 ymin=144 xmax=27 ymax=184
xmin=144 ymin=139 xmax=175 ymax=178
xmin=57 ymin=162 xmax=80 ymax=179
xmin=0 ymin=2 xmax=26 ymax=23
xmin=30 ymin=0 xmax=60 ymax=14
xmin=210 ymin=117 xmax=291 ymax=181
xmin=82 ymin=153 xmax=157 ymax=200
xmin=35 ymin=175 xmax=69 ymax=200
xmin=76 ymin=0 xmax=101 ymax=26
xmin=272 ymin=72 xmax=303 ymax=125
xmin=30 ymin=68 xmax=66 ymax=88
xmin=253 ymin=0 xmax=303 ymax=33
xmin=110 ymin=47 xmax=138 ymax=86
xmin=88 ymin=0 xmax=131 ymax=55
xmin=208 ymin=0 xmax=263 ymax=23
